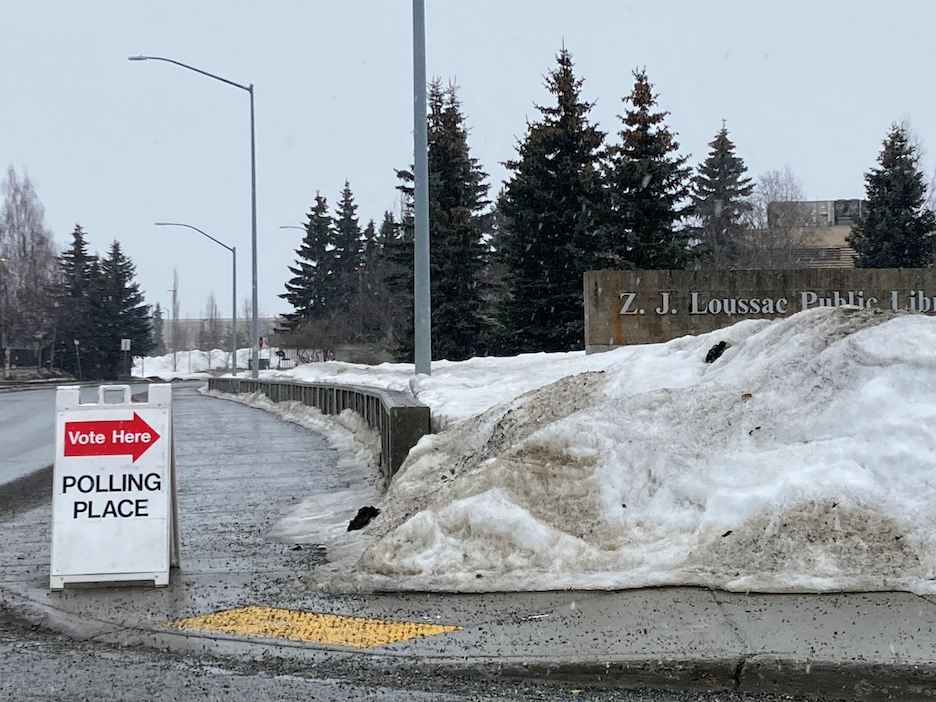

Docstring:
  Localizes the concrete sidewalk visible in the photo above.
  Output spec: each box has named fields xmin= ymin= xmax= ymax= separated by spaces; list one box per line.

xmin=2 ymin=384 xmax=936 ymax=700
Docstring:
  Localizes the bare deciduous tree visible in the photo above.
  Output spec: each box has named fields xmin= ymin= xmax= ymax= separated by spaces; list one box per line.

xmin=282 ymin=315 xmax=361 ymax=362
xmin=0 ymin=166 xmax=59 ymax=378
xmin=198 ymin=292 xmax=224 ymax=351
xmin=239 ymin=297 xmax=261 ymax=349
xmin=738 ymin=167 xmax=821 ymax=268
xmin=169 ymin=269 xmax=183 ymax=370
xmin=275 ymin=252 xmax=399 ymax=362
xmin=238 ymin=297 xmax=268 ymax=368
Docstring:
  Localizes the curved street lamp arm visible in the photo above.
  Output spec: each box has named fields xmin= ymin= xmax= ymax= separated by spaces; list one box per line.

xmin=128 ymin=55 xmax=251 ymax=93
xmin=154 ymin=222 xmax=234 ymax=253
xmin=133 ymin=51 xmax=259 ymax=378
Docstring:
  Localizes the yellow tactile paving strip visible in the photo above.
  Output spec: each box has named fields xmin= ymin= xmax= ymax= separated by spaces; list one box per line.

xmin=167 ymin=605 xmax=461 ymax=648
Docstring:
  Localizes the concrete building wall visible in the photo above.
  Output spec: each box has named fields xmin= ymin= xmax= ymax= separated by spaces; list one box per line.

xmin=793 ymin=225 xmax=856 ymax=268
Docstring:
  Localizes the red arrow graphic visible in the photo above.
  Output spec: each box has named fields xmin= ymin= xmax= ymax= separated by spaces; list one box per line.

xmin=63 ymin=413 xmax=161 ymax=463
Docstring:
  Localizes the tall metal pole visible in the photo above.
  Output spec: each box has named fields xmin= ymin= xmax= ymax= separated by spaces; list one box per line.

xmin=248 ymin=85 xmax=259 ymax=377
xmin=231 ymin=246 xmax=237 ymax=375
xmin=0 ymin=256 xmax=8 ymax=380
xmin=412 ymin=0 xmax=431 ymax=375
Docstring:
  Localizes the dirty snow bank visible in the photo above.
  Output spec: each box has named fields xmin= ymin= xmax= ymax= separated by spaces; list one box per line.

xmin=343 ymin=307 xmax=936 ymax=593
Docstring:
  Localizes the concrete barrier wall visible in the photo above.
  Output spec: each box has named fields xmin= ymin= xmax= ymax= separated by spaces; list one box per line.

xmin=584 ymin=268 xmax=936 ymax=351
xmin=208 ymin=378 xmax=431 ymax=486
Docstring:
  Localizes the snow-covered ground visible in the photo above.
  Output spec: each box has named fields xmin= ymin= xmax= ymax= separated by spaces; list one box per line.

xmin=132 ymin=347 xmax=278 ymax=380
xmin=165 ymin=306 xmax=936 ymax=594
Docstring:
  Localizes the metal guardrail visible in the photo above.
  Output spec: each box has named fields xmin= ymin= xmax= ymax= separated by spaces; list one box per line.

xmin=207 ymin=377 xmax=431 ymax=485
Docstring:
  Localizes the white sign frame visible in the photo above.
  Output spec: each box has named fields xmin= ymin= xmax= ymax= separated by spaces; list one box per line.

xmin=50 ymin=384 xmax=180 ymax=590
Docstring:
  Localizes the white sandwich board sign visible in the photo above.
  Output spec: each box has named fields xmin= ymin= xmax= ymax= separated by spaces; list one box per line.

xmin=51 ymin=384 xmax=179 ymax=590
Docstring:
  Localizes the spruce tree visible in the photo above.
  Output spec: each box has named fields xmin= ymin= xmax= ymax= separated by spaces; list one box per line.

xmin=848 ymin=123 xmax=936 ymax=268
xmin=389 ymin=81 xmax=491 ymax=361
xmin=378 ymin=210 xmax=413 ymax=357
xmin=331 ymin=181 xmax=364 ymax=309
xmin=355 ymin=218 xmax=391 ymax=343
xmin=82 ymin=257 xmax=110 ymax=378
xmin=602 ymin=69 xmax=692 ymax=270
xmin=279 ymin=194 xmax=333 ymax=331
xmin=361 ymin=219 xmax=379 ymax=266
xmin=97 ymin=241 xmax=154 ymax=378
xmin=427 ymin=82 xmax=490 ymax=361
xmin=497 ymin=49 xmax=605 ymax=354
xmin=386 ymin=164 xmax=417 ymax=361
xmin=56 ymin=225 xmax=96 ymax=377
xmin=690 ymin=125 xmax=754 ymax=268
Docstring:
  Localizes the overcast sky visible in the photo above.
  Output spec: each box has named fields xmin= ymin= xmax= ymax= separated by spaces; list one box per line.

xmin=2 ymin=0 xmax=934 ymax=319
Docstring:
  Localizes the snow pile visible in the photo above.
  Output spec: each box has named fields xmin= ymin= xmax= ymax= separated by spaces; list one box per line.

xmin=270 ymin=346 xmax=631 ymax=431
xmin=133 ymin=347 xmax=278 ymax=380
xmin=212 ymin=307 xmax=936 ymax=594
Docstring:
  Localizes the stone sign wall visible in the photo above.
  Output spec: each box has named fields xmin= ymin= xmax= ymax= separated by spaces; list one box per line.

xmin=584 ymin=268 xmax=936 ymax=352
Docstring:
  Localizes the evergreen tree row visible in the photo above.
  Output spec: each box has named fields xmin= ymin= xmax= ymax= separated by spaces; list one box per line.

xmin=280 ymin=81 xmax=492 ymax=363
xmin=56 ymin=225 xmax=155 ymax=379
xmin=278 ymin=182 xmax=393 ymax=356
xmin=278 ymin=49 xmax=935 ymax=361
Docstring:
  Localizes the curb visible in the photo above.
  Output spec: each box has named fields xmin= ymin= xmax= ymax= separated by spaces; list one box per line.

xmin=739 ymin=655 xmax=936 ymax=701
xmin=0 ymin=465 xmax=52 ymax=520
xmin=0 ymin=380 xmax=70 ymax=393
xmin=4 ymin=584 xmax=936 ymax=700
xmin=0 ymin=378 xmax=162 ymax=393
xmin=0 ymin=586 xmax=126 ymax=642
xmin=0 ymin=586 xmax=741 ymax=692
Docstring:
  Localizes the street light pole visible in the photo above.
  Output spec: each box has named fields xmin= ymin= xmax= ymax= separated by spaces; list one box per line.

xmin=0 ymin=254 xmax=8 ymax=380
xmin=248 ymin=85 xmax=259 ymax=377
xmin=73 ymin=339 xmax=81 ymax=381
xmin=412 ymin=0 xmax=431 ymax=376
xmin=129 ymin=55 xmax=260 ymax=378
xmin=155 ymin=223 xmax=237 ymax=376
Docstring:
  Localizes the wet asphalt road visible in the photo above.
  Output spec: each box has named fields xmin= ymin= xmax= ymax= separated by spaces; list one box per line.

xmin=0 ymin=382 xmax=153 ymax=485
xmin=0 ymin=382 xmax=156 ymax=522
